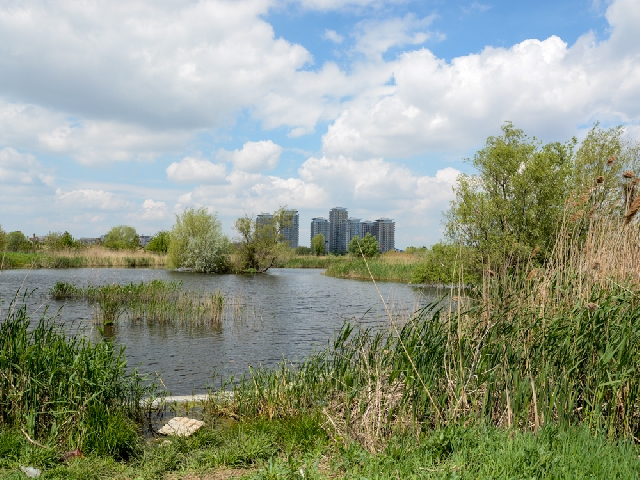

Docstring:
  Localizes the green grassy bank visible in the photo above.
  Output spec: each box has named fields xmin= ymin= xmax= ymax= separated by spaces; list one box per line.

xmin=323 ymin=257 xmax=416 ymax=282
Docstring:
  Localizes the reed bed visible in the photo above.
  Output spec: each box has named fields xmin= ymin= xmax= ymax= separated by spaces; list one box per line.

xmin=281 ymin=255 xmax=345 ymax=268
xmin=0 ymin=297 xmax=152 ymax=457
xmin=50 ymin=279 xmax=257 ymax=328
xmin=0 ymin=246 xmax=167 ymax=270
xmin=212 ymin=213 xmax=640 ymax=452
xmin=324 ymin=257 xmax=416 ymax=282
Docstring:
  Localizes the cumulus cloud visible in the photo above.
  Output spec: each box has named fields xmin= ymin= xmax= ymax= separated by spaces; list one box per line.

xmin=55 ymin=188 xmax=131 ymax=210
xmin=166 ymin=155 xmax=227 ymax=184
xmin=323 ymin=29 xmax=344 ymax=43
xmin=322 ymin=0 xmax=640 ymax=158
xmin=352 ymin=14 xmax=439 ymax=59
xmin=0 ymin=0 xmax=312 ymax=131
xmin=138 ymin=199 xmax=169 ymax=220
xmin=0 ymin=100 xmax=189 ymax=165
xmin=218 ymin=140 xmax=283 ymax=172
xmin=0 ymin=147 xmax=54 ymax=186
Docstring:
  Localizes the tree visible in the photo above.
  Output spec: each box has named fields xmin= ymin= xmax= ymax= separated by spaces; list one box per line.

xmin=295 ymin=246 xmax=313 ymax=256
xmin=0 ymin=225 xmax=6 ymax=251
xmin=168 ymin=208 xmax=230 ymax=273
xmin=234 ymin=208 xmax=294 ymax=272
xmin=104 ymin=225 xmax=139 ymax=250
xmin=45 ymin=231 xmax=78 ymax=250
xmin=311 ymin=233 xmax=326 ymax=256
xmin=445 ymin=122 xmax=574 ymax=268
xmin=145 ymin=231 xmax=170 ymax=253
xmin=348 ymin=233 xmax=379 ymax=257
xmin=7 ymin=231 xmax=30 ymax=252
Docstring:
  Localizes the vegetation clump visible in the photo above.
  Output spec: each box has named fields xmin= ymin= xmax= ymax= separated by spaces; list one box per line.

xmin=168 ymin=207 xmax=230 ymax=273
xmin=0 ymin=298 xmax=151 ymax=459
xmin=103 ymin=225 xmax=139 ymax=250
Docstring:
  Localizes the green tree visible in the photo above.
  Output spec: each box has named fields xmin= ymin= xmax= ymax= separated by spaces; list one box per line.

xmin=445 ymin=122 xmax=574 ymax=268
xmin=234 ymin=208 xmax=294 ymax=272
xmin=145 ymin=231 xmax=170 ymax=253
xmin=45 ymin=231 xmax=77 ymax=250
xmin=348 ymin=233 xmax=379 ymax=257
xmin=7 ymin=231 xmax=30 ymax=252
xmin=311 ymin=233 xmax=326 ymax=256
xmin=295 ymin=246 xmax=313 ymax=256
xmin=0 ymin=225 xmax=7 ymax=251
xmin=104 ymin=225 xmax=139 ymax=250
xmin=168 ymin=208 xmax=230 ymax=273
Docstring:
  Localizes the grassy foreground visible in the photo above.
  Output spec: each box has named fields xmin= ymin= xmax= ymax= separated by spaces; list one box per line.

xmin=0 ymin=246 xmax=167 ymax=269
xmin=320 ymin=252 xmax=419 ymax=283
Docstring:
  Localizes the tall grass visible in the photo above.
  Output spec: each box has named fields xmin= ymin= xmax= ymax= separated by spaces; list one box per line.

xmin=0 ymin=246 xmax=167 ymax=270
xmin=212 ymin=212 xmax=640 ymax=452
xmin=324 ymin=257 xmax=416 ymax=282
xmin=50 ymin=279 xmax=256 ymax=328
xmin=0 ymin=296 xmax=152 ymax=457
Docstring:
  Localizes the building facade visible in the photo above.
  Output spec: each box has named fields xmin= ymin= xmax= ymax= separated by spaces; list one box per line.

xmin=280 ymin=209 xmax=299 ymax=248
xmin=346 ymin=217 xmax=361 ymax=247
xmin=329 ymin=207 xmax=349 ymax=253
xmin=255 ymin=213 xmax=274 ymax=227
xmin=310 ymin=217 xmax=330 ymax=253
xmin=360 ymin=220 xmax=377 ymax=239
xmin=375 ymin=218 xmax=395 ymax=253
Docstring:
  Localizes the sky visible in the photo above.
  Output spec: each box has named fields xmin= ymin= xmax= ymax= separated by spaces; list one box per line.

xmin=1 ymin=0 xmax=639 ymax=248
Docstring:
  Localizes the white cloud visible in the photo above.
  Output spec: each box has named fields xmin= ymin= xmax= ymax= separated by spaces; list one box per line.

xmin=0 ymin=100 xmax=189 ymax=165
xmin=0 ymin=147 xmax=54 ymax=186
xmin=218 ymin=140 xmax=283 ymax=172
xmin=322 ymin=0 xmax=640 ymax=158
xmin=352 ymin=14 xmax=439 ymax=59
xmin=138 ymin=199 xmax=169 ymax=221
xmin=55 ymin=188 xmax=131 ymax=210
xmin=0 ymin=0 xmax=311 ymax=131
xmin=166 ymin=155 xmax=227 ymax=184
xmin=323 ymin=29 xmax=344 ymax=43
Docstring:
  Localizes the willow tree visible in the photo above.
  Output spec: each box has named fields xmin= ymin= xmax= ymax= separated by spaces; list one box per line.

xmin=445 ymin=122 xmax=575 ymax=268
xmin=168 ymin=208 xmax=230 ymax=273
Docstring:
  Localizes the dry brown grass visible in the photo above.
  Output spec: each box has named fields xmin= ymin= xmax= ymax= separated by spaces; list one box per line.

xmin=50 ymin=245 xmax=167 ymax=267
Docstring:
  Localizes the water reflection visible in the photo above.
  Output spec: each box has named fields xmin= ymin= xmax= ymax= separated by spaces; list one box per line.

xmin=0 ymin=268 xmax=443 ymax=394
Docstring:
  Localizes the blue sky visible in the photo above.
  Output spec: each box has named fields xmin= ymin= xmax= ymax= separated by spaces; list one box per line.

xmin=0 ymin=0 xmax=638 ymax=248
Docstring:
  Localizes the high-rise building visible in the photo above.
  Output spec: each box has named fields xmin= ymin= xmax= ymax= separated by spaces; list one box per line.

xmin=329 ymin=207 xmax=348 ymax=253
xmin=360 ymin=220 xmax=377 ymax=239
xmin=310 ymin=217 xmax=329 ymax=253
xmin=255 ymin=213 xmax=273 ymax=227
xmin=281 ymin=210 xmax=299 ymax=248
xmin=346 ymin=217 xmax=361 ymax=247
xmin=375 ymin=218 xmax=395 ymax=253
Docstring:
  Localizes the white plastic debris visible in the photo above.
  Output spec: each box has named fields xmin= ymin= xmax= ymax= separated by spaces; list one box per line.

xmin=158 ymin=416 xmax=204 ymax=437
xmin=20 ymin=466 xmax=41 ymax=478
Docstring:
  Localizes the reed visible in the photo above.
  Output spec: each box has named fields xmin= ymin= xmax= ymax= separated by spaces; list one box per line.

xmin=50 ymin=279 xmax=257 ymax=328
xmin=215 ymin=212 xmax=640 ymax=452
xmin=0 ymin=246 xmax=167 ymax=270
xmin=0 ymin=297 xmax=152 ymax=457
xmin=324 ymin=257 xmax=416 ymax=282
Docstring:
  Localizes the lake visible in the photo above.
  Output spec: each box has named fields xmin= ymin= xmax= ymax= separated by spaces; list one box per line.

xmin=0 ymin=268 xmax=441 ymax=395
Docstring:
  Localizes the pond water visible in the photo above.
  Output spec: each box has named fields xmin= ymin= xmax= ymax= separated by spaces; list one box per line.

xmin=0 ymin=268 xmax=442 ymax=395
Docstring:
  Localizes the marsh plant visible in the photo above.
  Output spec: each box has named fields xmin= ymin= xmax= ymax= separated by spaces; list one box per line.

xmin=0 ymin=297 xmax=152 ymax=457
xmin=50 ymin=279 xmax=257 ymax=328
xmin=212 ymin=206 xmax=640 ymax=453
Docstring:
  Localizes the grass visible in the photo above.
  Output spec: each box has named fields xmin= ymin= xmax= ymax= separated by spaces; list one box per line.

xmin=0 ymin=295 xmax=153 ymax=460
xmin=323 ymin=254 xmax=418 ymax=283
xmin=280 ymin=256 xmax=346 ymax=269
xmin=0 ymin=246 xmax=167 ymax=270
xmin=50 ymin=279 xmax=254 ymax=328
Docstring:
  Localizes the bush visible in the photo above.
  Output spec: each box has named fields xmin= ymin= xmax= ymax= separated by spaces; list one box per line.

xmin=6 ymin=231 xmax=31 ymax=252
xmin=168 ymin=208 xmax=230 ymax=273
xmin=104 ymin=225 xmax=139 ymax=250
xmin=348 ymin=233 xmax=379 ymax=257
xmin=145 ymin=230 xmax=170 ymax=253
xmin=411 ymin=242 xmax=480 ymax=285
xmin=0 ymin=298 xmax=150 ymax=456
